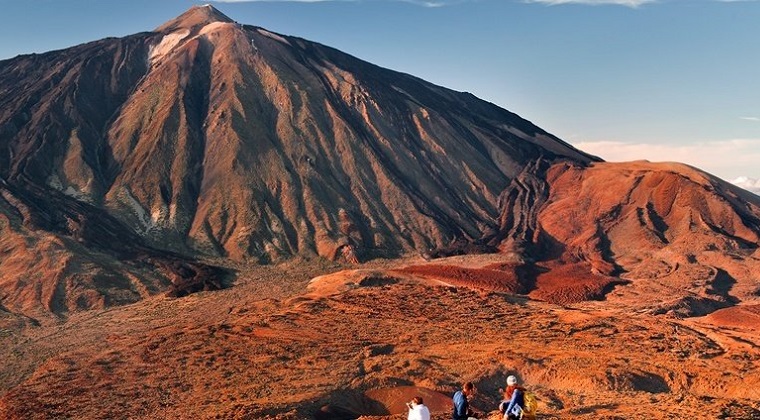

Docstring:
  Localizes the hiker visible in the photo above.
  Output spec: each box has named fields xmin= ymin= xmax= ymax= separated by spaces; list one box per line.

xmin=407 ymin=396 xmax=431 ymax=420
xmin=452 ymin=382 xmax=477 ymax=420
xmin=499 ymin=375 xmax=525 ymax=420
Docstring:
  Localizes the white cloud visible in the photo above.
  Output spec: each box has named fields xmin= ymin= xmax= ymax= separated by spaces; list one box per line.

xmin=571 ymin=138 xmax=760 ymax=183
xmin=399 ymin=0 xmax=449 ymax=6
xmin=730 ymin=176 xmax=760 ymax=194
xmin=212 ymin=0 xmax=340 ymax=2
xmin=211 ymin=0 xmax=751 ymax=5
xmin=524 ymin=0 xmax=656 ymax=7
xmin=212 ymin=0 xmax=453 ymax=5
xmin=740 ymin=116 xmax=760 ymax=122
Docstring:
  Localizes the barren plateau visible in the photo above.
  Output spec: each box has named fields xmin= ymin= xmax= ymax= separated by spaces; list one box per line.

xmin=2 ymin=251 xmax=760 ymax=419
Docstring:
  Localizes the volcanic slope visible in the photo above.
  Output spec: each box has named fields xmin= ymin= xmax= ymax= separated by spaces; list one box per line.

xmin=0 ymin=5 xmax=593 ymax=264
xmin=0 ymin=5 xmax=596 ymax=318
xmin=533 ymin=160 xmax=760 ymax=311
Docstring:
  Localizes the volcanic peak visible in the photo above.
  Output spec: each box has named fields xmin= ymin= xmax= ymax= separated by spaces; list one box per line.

xmin=156 ymin=4 xmax=235 ymax=33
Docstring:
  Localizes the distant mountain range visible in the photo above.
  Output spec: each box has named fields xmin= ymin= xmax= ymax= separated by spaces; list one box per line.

xmin=0 ymin=5 xmax=758 ymax=320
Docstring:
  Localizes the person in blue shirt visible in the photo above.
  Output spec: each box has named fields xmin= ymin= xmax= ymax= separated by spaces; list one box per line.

xmin=499 ymin=375 xmax=526 ymax=420
xmin=452 ymin=382 xmax=477 ymax=420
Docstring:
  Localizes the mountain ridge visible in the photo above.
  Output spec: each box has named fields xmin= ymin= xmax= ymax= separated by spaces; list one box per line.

xmin=156 ymin=4 xmax=236 ymax=32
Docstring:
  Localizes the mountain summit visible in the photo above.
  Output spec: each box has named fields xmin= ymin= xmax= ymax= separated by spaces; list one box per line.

xmin=156 ymin=4 xmax=235 ymax=32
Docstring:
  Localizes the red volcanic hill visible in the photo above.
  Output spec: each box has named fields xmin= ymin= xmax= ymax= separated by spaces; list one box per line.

xmin=529 ymin=160 xmax=760 ymax=310
xmin=391 ymin=158 xmax=760 ymax=312
xmin=0 ymin=5 xmax=759 ymax=323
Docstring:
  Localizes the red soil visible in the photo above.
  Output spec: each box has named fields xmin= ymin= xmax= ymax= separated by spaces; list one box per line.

xmin=398 ymin=264 xmax=526 ymax=294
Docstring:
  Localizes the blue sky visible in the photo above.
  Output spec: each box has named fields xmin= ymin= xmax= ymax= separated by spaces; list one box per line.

xmin=1 ymin=0 xmax=759 ymax=188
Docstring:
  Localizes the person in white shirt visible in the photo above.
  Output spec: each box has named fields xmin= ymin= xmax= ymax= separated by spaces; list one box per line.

xmin=406 ymin=396 xmax=431 ymax=420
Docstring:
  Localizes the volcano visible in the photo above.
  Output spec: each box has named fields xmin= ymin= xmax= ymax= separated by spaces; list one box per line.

xmin=0 ymin=5 xmax=598 ymax=317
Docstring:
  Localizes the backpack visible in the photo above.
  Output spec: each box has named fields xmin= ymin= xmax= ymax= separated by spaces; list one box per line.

xmin=500 ymin=389 xmax=537 ymax=420
xmin=522 ymin=392 xmax=537 ymax=419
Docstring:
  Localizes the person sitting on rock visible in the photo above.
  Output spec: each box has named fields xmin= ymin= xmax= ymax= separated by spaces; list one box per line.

xmin=452 ymin=381 xmax=477 ymax=420
xmin=407 ymin=396 xmax=431 ymax=420
xmin=499 ymin=375 xmax=525 ymax=420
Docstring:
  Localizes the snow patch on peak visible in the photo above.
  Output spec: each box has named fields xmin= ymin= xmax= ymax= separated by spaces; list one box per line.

xmin=149 ymin=30 xmax=190 ymax=66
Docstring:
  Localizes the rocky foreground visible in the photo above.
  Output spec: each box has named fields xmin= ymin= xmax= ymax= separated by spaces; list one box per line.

xmin=1 ymin=252 xmax=759 ymax=419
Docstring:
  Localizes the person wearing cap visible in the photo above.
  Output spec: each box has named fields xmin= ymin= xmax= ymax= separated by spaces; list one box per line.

xmin=406 ymin=396 xmax=431 ymax=420
xmin=499 ymin=375 xmax=525 ymax=420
